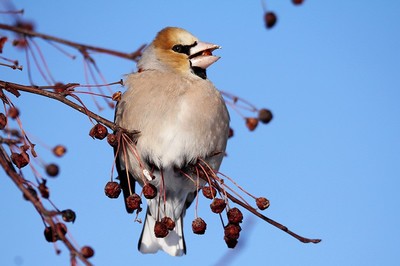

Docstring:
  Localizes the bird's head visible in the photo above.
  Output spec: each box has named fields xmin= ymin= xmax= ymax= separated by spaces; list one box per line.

xmin=138 ymin=27 xmax=220 ymax=79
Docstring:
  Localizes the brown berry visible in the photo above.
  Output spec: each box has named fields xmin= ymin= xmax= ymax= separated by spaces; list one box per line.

xmin=202 ymin=186 xmax=217 ymax=199
xmin=0 ymin=113 xmax=7 ymax=129
xmin=89 ymin=123 xmax=108 ymax=140
xmin=224 ymin=236 xmax=238 ymax=249
xmin=104 ymin=181 xmax=121 ymax=199
xmin=23 ymin=186 xmax=38 ymax=201
xmin=38 ymin=181 xmax=50 ymax=199
xmin=245 ymin=117 xmax=259 ymax=131
xmin=192 ymin=217 xmax=207 ymax=234
xmin=112 ymin=91 xmax=122 ymax=102
xmin=81 ymin=246 xmax=95 ymax=258
xmin=52 ymin=145 xmax=67 ymax=157
xmin=46 ymin=163 xmax=59 ymax=177
xmin=210 ymin=198 xmax=226 ymax=213
xmin=142 ymin=183 xmax=157 ymax=199
xmin=224 ymin=223 xmax=241 ymax=240
xmin=154 ymin=221 xmax=169 ymax=238
xmin=11 ymin=152 xmax=29 ymax=168
xmin=7 ymin=107 xmax=19 ymax=119
xmin=53 ymin=82 xmax=66 ymax=93
xmin=44 ymin=226 xmax=57 ymax=242
xmin=264 ymin=12 xmax=277 ymax=29
xmin=161 ymin=217 xmax=175 ymax=231
xmin=258 ymin=108 xmax=273 ymax=124
xmin=256 ymin=197 xmax=270 ymax=210
xmin=61 ymin=209 xmax=76 ymax=223
xmin=126 ymin=193 xmax=141 ymax=210
xmin=107 ymin=133 xmax=118 ymax=147
xmin=227 ymin=207 xmax=243 ymax=224
xmin=292 ymin=0 xmax=304 ymax=5
xmin=228 ymin=127 xmax=234 ymax=138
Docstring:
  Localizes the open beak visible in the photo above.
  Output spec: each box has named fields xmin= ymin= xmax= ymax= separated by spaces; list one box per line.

xmin=189 ymin=41 xmax=221 ymax=69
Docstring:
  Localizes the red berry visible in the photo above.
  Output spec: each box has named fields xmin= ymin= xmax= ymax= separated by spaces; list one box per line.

xmin=38 ymin=181 xmax=50 ymax=199
xmin=46 ymin=163 xmax=59 ymax=177
xmin=7 ymin=107 xmax=19 ymax=119
xmin=210 ymin=198 xmax=226 ymax=213
xmin=245 ymin=117 xmax=259 ymax=131
xmin=227 ymin=207 xmax=243 ymax=224
xmin=161 ymin=217 xmax=175 ymax=231
xmin=192 ymin=217 xmax=207 ymax=234
xmin=52 ymin=145 xmax=67 ymax=157
xmin=224 ymin=236 xmax=238 ymax=249
xmin=107 ymin=133 xmax=118 ymax=147
xmin=292 ymin=0 xmax=304 ymax=5
xmin=11 ymin=152 xmax=29 ymax=168
xmin=61 ymin=209 xmax=76 ymax=223
xmin=126 ymin=193 xmax=141 ymax=210
xmin=256 ymin=197 xmax=270 ymax=210
xmin=264 ymin=12 xmax=277 ymax=29
xmin=104 ymin=181 xmax=121 ymax=199
xmin=81 ymin=246 xmax=95 ymax=258
xmin=154 ymin=221 xmax=169 ymax=238
xmin=89 ymin=123 xmax=108 ymax=140
xmin=142 ymin=183 xmax=157 ymax=199
xmin=224 ymin=223 xmax=241 ymax=240
xmin=258 ymin=108 xmax=273 ymax=124
xmin=202 ymin=186 xmax=217 ymax=199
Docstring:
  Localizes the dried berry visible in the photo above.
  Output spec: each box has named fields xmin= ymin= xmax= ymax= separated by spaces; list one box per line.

xmin=0 ymin=113 xmax=7 ymax=129
xmin=44 ymin=223 xmax=67 ymax=242
xmin=53 ymin=82 xmax=66 ymax=93
xmin=62 ymin=209 xmax=76 ymax=223
xmin=210 ymin=198 xmax=226 ymax=213
xmin=107 ymin=133 xmax=118 ymax=147
xmin=224 ymin=223 xmax=241 ymax=240
xmin=104 ymin=181 xmax=121 ymax=199
xmin=264 ymin=12 xmax=277 ymax=29
xmin=7 ymin=107 xmax=19 ymax=119
xmin=81 ymin=246 xmax=95 ymax=258
xmin=228 ymin=127 xmax=234 ymax=138
xmin=46 ymin=163 xmax=59 ymax=177
xmin=258 ymin=108 xmax=273 ymax=124
xmin=292 ymin=0 xmax=304 ymax=5
xmin=11 ymin=152 xmax=29 ymax=168
xmin=161 ymin=217 xmax=175 ymax=231
xmin=142 ymin=183 xmax=157 ymax=199
xmin=202 ymin=186 xmax=217 ymax=199
xmin=245 ymin=117 xmax=259 ymax=131
xmin=227 ymin=207 xmax=243 ymax=224
xmin=192 ymin=217 xmax=207 ymax=234
xmin=89 ymin=123 xmax=108 ymax=140
xmin=224 ymin=236 xmax=238 ymax=249
xmin=52 ymin=145 xmax=67 ymax=157
xmin=38 ymin=181 xmax=50 ymax=199
xmin=44 ymin=226 xmax=57 ymax=242
xmin=112 ymin=91 xmax=122 ymax=102
xmin=256 ymin=197 xmax=270 ymax=210
xmin=154 ymin=221 xmax=169 ymax=238
xmin=23 ymin=186 xmax=38 ymax=201
xmin=126 ymin=193 xmax=141 ymax=210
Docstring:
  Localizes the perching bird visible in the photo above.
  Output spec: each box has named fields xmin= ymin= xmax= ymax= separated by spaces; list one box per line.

xmin=114 ymin=27 xmax=230 ymax=256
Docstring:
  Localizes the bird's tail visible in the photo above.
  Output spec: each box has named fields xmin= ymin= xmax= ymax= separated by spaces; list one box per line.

xmin=138 ymin=208 xmax=186 ymax=256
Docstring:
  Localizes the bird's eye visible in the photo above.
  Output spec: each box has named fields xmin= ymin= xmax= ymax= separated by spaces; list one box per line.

xmin=172 ymin=44 xmax=184 ymax=53
xmin=172 ymin=44 xmax=191 ymax=55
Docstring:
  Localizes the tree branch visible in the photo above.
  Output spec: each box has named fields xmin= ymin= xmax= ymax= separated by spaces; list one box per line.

xmin=0 ymin=23 xmax=146 ymax=61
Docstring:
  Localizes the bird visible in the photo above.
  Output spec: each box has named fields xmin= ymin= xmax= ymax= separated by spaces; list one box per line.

xmin=114 ymin=27 xmax=230 ymax=256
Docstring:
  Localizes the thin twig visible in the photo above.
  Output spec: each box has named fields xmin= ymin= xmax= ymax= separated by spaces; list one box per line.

xmin=0 ymin=23 xmax=146 ymax=61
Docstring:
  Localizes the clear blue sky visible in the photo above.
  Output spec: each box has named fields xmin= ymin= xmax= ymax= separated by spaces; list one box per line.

xmin=1 ymin=1 xmax=400 ymax=265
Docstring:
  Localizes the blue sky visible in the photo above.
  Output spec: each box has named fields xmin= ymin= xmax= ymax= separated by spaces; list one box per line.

xmin=1 ymin=1 xmax=400 ymax=265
